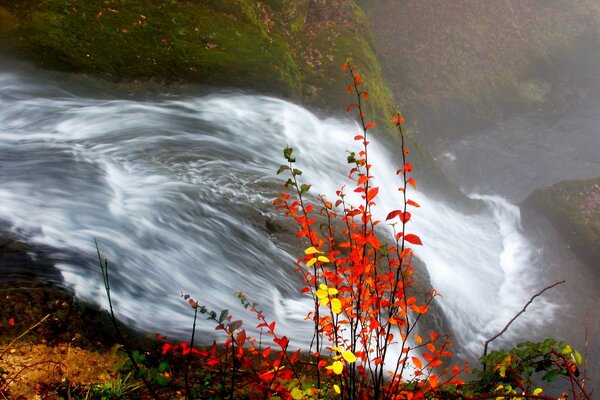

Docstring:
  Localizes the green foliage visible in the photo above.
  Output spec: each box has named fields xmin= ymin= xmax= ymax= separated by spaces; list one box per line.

xmin=451 ymin=339 xmax=585 ymax=398
xmin=88 ymin=372 xmax=143 ymax=400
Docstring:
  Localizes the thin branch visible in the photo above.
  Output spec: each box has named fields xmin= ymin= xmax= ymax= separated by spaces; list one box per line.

xmin=483 ymin=280 xmax=565 ymax=367
xmin=0 ymin=314 xmax=50 ymax=360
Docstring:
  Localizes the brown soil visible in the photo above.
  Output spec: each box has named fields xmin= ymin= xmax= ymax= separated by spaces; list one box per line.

xmin=0 ymin=342 xmax=120 ymax=399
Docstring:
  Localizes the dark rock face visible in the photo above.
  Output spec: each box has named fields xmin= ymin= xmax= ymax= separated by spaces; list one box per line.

xmin=0 ymin=234 xmax=63 ymax=285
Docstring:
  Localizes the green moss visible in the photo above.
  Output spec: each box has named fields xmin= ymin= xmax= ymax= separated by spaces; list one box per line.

xmin=526 ymin=177 xmax=600 ymax=270
xmin=19 ymin=0 xmax=301 ymax=95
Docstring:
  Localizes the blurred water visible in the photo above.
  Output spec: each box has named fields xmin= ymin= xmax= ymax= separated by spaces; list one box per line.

xmin=0 ymin=67 xmax=557 ymax=358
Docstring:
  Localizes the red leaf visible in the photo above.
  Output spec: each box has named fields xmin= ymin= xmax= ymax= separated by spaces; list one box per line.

xmin=399 ymin=211 xmax=411 ymax=224
xmin=386 ymin=210 xmax=402 ymax=221
xmin=346 ymin=103 xmax=358 ymax=113
xmin=404 ymin=162 xmax=413 ymax=172
xmin=366 ymin=187 xmax=379 ymax=202
xmin=364 ymin=122 xmax=376 ymax=130
xmin=237 ymin=329 xmax=247 ymax=346
xmin=290 ymin=349 xmax=301 ymax=364
xmin=404 ymin=234 xmax=422 ymax=245
xmin=300 ymin=287 xmax=311 ymax=293
xmin=357 ymin=175 xmax=369 ymax=185
xmin=262 ymin=347 xmax=271 ymax=359
xmin=273 ymin=336 xmax=289 ymax=350
xmin=407 ymin=178 xmax=417 ymax=189
xmin=354 ymin=135 xmax=364 ymax=141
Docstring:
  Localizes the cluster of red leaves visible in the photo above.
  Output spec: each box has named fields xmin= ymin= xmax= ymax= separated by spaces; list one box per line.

xmin=271 ymin=62 xmax=467 ymax=399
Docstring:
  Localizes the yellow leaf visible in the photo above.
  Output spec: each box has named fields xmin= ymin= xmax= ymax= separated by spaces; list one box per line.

xmin=304 ymin=247 xmax=322 ymax=255
xmin=331 ymin=298 xmax=342 ymax=314
xmin=333 ymin=384 xmax=341 ymax=394
xmin=342 ymin=350 xmax=357 ymax=363
xmin=332 ymin=360 xmax=343 ymax=374
xmin=317 ymin=256 xmax=330 ymax=263
xmin=306 ymin=258 xmax=317 ymax=267
xmin=533 ymin=388 xmax=543 ymax=395
xmin=291 ymin=387 xmax=304 ymax=400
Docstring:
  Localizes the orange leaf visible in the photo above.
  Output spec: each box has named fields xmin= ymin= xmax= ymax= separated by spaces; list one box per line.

xmin=407 ymin=178 xmax=417 ymax=189
xmin=404 ymin=234 xmax=422 ymax=245
xmin=412 ymin=356 xmax=423 ymax=370
xmin=430 ymin=359 xmax=443 ymax=368
xmin=429 ymin=374 xmax=439 ymax=389
xmin=415 ymin=334 xmax=423 ymax=345
xmin=364 ymin=122 xmax=376 ymax=130
xmin=407 ymin=199 xmax=420 ymax=208
xmin=347 ymin=85 xmax=353 ymax=94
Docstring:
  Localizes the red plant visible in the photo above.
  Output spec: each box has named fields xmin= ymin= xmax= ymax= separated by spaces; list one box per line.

xmin=272 ymin=61 xmax=465 ymax=399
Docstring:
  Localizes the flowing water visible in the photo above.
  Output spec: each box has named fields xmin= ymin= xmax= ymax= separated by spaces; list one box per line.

xmin=0 ymin=64 xmax=562 ymax=360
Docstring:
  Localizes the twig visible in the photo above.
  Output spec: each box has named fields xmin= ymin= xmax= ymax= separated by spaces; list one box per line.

xmin=0 ymin=314 xmax=50 ymax=360
xmin=1 ymin=360 xmax=65 ymax=390
xmin=582 ymin=312 xmax=589 ymax=391
xmin=483 ymin=280 xmax=565 ymax=368
xmin=95 ymin=240 xmax=161 ymax=400
xmin=184 ymin=304 xmax=198 ymax=400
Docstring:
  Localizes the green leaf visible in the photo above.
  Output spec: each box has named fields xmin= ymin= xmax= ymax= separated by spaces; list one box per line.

xmin=283 ymin=146 xmax=296 ymax=162
xmin=292 ymin=168 xmax=303 ymax=176
xmin=277 ymin=165 xmax=290 ymax=175
xmin=347 ymin=152 xmax=356 ymax=164
xmin=219 ymin=309 xmax=229 ymax=323
xmin=158 ymin=361 xmax=169 ymax=373
xmin=154 ymin=375 xmax=167 ymax=386
xmin=300 ymin=184 xmax=311 ymax=194
xmin=542 ymin=369 xmax=559 ymax=382
xmin=574 ymin=350 xmax=583 ymax=365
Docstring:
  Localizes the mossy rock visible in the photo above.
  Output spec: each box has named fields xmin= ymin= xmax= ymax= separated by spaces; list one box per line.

xmin=525 ymin=177 xmax=600 ymax=271
xmin=8 ymin=0 xmax=301 ymax=96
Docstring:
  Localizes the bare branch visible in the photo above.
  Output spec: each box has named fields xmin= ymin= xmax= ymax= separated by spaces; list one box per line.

xmin=483 ymin=280 xmax=565 ymax=365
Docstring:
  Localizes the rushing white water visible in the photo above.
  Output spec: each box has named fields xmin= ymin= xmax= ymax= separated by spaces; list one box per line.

xmin=0 ymin=68 xmax=557 ymax=355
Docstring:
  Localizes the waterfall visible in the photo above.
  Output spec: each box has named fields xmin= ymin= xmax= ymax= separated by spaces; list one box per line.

xmin=0 ymin=68 xmax=557 ymax=355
